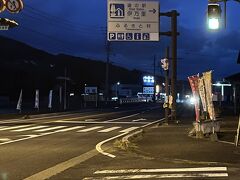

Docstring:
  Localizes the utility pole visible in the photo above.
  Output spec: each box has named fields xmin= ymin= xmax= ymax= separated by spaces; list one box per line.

xmin=105 ymin=41 xmax=110 ymax=104
xmin=165 ymin=47 xmax=170 ymax=124
xmin=159 ymin=10 xmax=179 ymax=122
xmin=171 ymin=10 xmax=178 ymax=122
xmin=153 ymin=55 xmax=156 ymax=103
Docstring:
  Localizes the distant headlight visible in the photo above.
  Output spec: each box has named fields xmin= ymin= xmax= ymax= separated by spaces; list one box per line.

xmin=189 ymin=97 xmax=196 ymax=105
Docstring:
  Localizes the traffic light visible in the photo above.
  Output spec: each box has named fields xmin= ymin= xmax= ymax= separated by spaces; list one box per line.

xmin=161 ymin=58 xmax=169 ymax=71
xmin=208 ymin=3 xmax=221 ymax=30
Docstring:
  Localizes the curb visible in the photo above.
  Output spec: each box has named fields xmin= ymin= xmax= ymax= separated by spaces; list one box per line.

xmin=120 ymin=118 xmax=165 ymax=148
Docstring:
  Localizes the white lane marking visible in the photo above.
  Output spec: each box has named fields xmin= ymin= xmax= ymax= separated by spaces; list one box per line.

xmin=0 ymin=138 xmax=11 ymax=142
xmin=34 ymin=126 xmax=66 ymax=132
xmin=83 ymin=173 xmax=228 ymax=180
xmin=98 ymin=127 xmax=121 ymax=133
xmin=94 ymin=167 xmax=228 ymax=174
xmin=0 ymin=112 xmax=84 ymax=124
xmin=0 ymin=131 xmax=58 ymax=146
xmin=77 ymin=126 xmax=103 ymax=132
xmin=55 ymin=120 xmax=147 ymax=125
xmin=132 ymin=118 xmax=146 ymax=122
xmin=0 ymin=125 xmax=31 ymax=131
xmin=23 ymin=149 xmax=99 ymax=180
xmin=119 ymin=127 xmax=139 ymax=133
xmin=107 ymin=113 xmax=140 ymax=122
xmin=20 ymin=134 xmax=39 ymax=138
xmin=12 ymin=126 xmax=48 ymax=132
xmin=85 ymin=119 xmax=98 ymax=122
xmin=54 ymin=126 xmax=85 ymax=132
xmin=218 ymin=140 xmax=235 ymax=145
xmin=96 ymin=132 xmax=128 ymax=158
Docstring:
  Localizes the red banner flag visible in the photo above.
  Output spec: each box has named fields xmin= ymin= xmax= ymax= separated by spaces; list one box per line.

xmin=188 ymin=75 xmax=200 ymax=122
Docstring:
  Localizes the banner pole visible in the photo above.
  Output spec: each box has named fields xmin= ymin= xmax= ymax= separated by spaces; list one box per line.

xmin=235 ymin=114 xmax=240 ymax=147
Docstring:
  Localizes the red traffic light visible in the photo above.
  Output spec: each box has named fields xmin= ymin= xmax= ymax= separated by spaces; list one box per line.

xmin=208 ymin=3 xmax=221 ymax=18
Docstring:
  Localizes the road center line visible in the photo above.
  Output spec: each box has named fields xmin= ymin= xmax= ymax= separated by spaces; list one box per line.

xmin=23 ymin=149 xmax=99 ymax=180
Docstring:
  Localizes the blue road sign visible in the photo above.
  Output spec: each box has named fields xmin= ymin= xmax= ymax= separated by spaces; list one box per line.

xmin=109 ymin=33 xmax=116 ymax=40
xmin=117 ymin=33 xmax=125 ymax=40
xmin=142 ymin=33 xmax=150 ymax=40
xmin=134 ymin=33 xmax=141 ymax=40
xmin=110 ymin=4 xmax=125 ymax=18
xmin=126 ymin=33 xmax=133 ymax=40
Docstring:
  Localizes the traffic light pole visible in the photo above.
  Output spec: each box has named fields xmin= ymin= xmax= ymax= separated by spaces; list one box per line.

xmin=224 ymin=0 xmax=227 ymax=28
xmin=160 ymin=10 xmax=179 ymax=122
xmin=171 ymin=10 xmax=178 ymax=122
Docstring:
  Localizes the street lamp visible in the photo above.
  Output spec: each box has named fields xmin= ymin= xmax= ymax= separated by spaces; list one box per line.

xmin=116 ymin=82 xmax=120 ymax=98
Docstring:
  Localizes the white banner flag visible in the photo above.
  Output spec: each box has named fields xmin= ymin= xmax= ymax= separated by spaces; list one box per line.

xmin=48 ymin=90 xmax=53 ymax=109
xmin=198 ymin=77 xmax=207 ymax=112
xmin=35 ymin=89 xmax=39 ymax=109
xmin=203 ymin=71 xmax=216 ymax=120
xmin=16 ymin=89 xmax=22 ymax=111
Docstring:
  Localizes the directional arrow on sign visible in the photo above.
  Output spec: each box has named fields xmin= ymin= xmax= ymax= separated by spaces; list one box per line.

xmin=149 ymin=9 xmax=156 ymax=14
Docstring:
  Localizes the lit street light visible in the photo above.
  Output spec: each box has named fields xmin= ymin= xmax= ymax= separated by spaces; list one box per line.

xmin=115 ymin=82 xmax=120 ymax=98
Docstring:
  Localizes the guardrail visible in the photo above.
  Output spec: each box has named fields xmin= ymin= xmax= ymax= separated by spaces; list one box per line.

xmin=119 ymin=97 xmax=151 ymax=104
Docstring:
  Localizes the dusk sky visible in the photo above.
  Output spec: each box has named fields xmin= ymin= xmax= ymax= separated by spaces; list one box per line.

xmin=1 ymin=0 xmax=240 ymax=80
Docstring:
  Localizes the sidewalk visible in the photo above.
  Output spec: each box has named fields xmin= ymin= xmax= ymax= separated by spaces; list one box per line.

xmin=136 ymin=119 xmax=240 ymax=164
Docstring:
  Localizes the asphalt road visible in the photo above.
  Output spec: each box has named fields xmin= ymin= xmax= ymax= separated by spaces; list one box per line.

xmin=0 ymin=103 xmax=163 ymax=180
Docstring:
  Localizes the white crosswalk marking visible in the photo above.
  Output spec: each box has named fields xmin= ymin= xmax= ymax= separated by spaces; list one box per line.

xmin=77 ymin=126 xmax=104 ymax=132
xmin=94 ymin=167 xmax=228 ymax=174
xmin=0 ymin=124 xmax=143 ymax=134
xmin=34 ymin=126 xmax=66 ymax=132
xmin=0 ymin=125 xmax=31 ymax=131
xmin=119 ymin=127 xmax=139 ymax=133
xmin=12 ymin=126 xmax=48 ymax=132
xmin=98 ymin=127 xmax=121 ymax=133
xmin=83 ymin=173 xmax=228 ymax=179
xmin=54 ymin=126 xmax=85 ymax=132
xmin=84 ymin=167 xmax=228 ymax=179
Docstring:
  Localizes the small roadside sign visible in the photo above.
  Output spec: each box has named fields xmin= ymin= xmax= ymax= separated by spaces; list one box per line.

xmin=143 ymin=87 xmax=154 ymax=94
xmin=107 ymin=0 xmax=159 ymax=41
xmin=6 ymin=0 xmax=23 ymax=13
xmin=85 ymin=87 xmax=98 ymax=94
xmin=0 ymin=0 xmax=5 ymax=13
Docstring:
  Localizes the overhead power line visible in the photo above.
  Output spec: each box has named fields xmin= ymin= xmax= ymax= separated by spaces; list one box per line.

xmin=24 ymin=4 xmax=105 ymax=31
